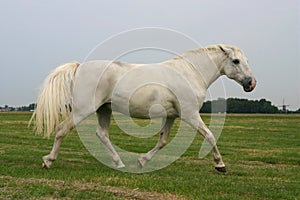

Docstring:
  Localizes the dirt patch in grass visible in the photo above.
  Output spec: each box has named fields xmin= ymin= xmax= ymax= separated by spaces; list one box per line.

xmin=245 ymin=148 xmax=281 ymax=157
xmin=179 ymin=156 xmax=210 ymax=165
xmin=0 ymin=121 xmax=28 ymax=125
xmin=73 ymin=181 xmax=187 ymax=200
xmin=1 ymin=175 xmax=186 ymax=200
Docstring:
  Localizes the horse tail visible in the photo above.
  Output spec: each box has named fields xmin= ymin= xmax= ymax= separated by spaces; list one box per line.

xmin=29 ymin=62 xmax=80 ymax=138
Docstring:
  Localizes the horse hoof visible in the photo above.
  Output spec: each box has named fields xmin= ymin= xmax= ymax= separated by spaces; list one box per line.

xmin=42 ymin=162 xmax=48 ymax=169
xmin=137 ymin=160 xmax=143 ymax=168
xmin=137 ymin=158 xmax=147 ymax=168
xmin=215 ymin=167 xmax=226 ymax=173
xmin=116 ymin=163 xmax=125 ymax=169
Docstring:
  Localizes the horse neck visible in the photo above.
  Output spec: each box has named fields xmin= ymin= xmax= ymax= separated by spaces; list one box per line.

xmin=166 ymin=50 xmax=225 ymax=88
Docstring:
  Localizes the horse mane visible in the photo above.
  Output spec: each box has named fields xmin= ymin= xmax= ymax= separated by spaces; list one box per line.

xmin=163 ymin=44 xmax=240 ymax=68
xmin=172 ymin=44 xmax=239 ymax=60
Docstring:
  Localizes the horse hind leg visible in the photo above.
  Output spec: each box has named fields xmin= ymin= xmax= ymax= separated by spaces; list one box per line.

xmin=42 ymin=117 xmax=74 ymax=168
xmin=138 ymin=117 xmax=175 ymax=168
xmin=95 ymin=104 xmax=125 ymax=168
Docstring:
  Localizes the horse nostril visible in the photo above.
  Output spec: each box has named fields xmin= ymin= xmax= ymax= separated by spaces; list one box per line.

xmin=243 ymin=77 xmax=256 ymax=92
xmin=248 ymin=80 xmax=252 ymax=87
xmin=243 ymin=77 xmax=252 ymax=88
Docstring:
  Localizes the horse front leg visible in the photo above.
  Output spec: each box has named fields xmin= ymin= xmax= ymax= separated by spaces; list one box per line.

xmin=42 ymin=118 xmax=74 ymax=168
xmin=95 ymin=125 xmax=125 ymax=168
xmin=96 ymin=104 xmax=125 ymax=169
xmin=137 ymin=117 xmax=175 ymax=167
xmin=184 ymin=113 xmax=226 ymax=172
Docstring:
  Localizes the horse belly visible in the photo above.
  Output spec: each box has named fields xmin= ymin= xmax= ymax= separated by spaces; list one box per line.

xmin=112 ymin=85 xmax=178 ymax=119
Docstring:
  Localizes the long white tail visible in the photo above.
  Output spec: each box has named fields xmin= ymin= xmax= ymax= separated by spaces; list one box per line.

xmin=29 ymin=62 xmax=80 ymax=138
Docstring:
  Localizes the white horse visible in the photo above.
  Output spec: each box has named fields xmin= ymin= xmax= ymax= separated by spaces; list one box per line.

xmin=30 ymin=44 xmax=256 ymax=172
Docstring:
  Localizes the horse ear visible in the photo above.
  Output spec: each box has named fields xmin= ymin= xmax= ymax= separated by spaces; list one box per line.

xmin=218 ymin=45 xmax=234 ymax=57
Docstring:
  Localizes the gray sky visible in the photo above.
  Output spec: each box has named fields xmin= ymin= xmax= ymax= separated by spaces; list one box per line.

xmin=0 ymin=0 xmax=299 ymax=110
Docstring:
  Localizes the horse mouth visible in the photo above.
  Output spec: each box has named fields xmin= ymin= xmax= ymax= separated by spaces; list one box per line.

xmin=243 ymin=85 xmax=254 ymax=92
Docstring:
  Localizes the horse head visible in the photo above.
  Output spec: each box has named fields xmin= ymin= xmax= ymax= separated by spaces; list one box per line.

xmin=218 ymin=44 xmax=256 ymax=92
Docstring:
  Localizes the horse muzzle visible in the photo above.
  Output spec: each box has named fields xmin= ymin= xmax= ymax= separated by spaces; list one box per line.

xmin=243 ymin=77 xmax=256 ymax=92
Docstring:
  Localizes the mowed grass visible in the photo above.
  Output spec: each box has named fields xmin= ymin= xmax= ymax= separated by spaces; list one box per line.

xmin=0 ymin=112 xmax=299 ymax=199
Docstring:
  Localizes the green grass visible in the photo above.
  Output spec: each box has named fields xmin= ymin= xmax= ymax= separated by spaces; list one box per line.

xmin=0 ymin=112 xmax=299 ymax=199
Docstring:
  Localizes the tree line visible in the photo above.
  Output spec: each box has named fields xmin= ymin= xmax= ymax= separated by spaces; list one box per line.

xmin=1 ymin=99 xmax=299 ymax=113
xmin=200 ymin=98 xmax=300 ymax=114
xmin=0 ymin=103 xmax=35 ymax=112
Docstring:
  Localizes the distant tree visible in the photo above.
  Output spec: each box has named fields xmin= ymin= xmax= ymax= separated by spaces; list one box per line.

xmin=29 ymin=103 xmax=35 ymax=110
xmin=293 ymin=108 xmax=300 ymax=114
xmin=200 ymin=101 xmax=211 ymax=113
xmin=212 ymin=98 xmax=226 ymax=113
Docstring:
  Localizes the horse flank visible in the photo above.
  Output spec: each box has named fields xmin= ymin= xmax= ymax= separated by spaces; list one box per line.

xmin=29 ymin=62 xmax=80 ymax=138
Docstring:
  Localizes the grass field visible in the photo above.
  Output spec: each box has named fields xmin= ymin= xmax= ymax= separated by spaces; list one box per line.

xmin=0 ymin=112 xmax=299 ymax=199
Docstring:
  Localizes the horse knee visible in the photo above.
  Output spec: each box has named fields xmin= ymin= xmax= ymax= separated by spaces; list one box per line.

xmin=205 ymin=134 xmax=216 ymax=145
xmin=55 ymin=130 xmax=65 ymax=140
xmin=158 ymin=140 xmax=167 ymax=149
xmin=54 ymin=120 xmax=73 ymax=140
xmin=55 ymin=127 xmax=71 ymax=140
xmin=95 ymin=131 xmax=103 ymax=139
xmin=96 ymin=129 xmax=109 ymax=143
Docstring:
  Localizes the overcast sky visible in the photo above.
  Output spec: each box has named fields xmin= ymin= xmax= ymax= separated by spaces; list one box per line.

xmin=0 ymin=0 xmax=299 ymax=110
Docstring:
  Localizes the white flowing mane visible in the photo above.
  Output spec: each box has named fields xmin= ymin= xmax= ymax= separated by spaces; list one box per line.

xmin=170 ymin=44 xmax=239 ymax=61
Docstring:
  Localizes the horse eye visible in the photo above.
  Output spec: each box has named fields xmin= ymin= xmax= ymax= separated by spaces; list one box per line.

xmin=232 ymin=59 xmax=240 ymax=65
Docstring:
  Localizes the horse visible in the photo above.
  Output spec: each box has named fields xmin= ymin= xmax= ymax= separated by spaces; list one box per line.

xmin=29 ymin=44 xmax=256 ymax=172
